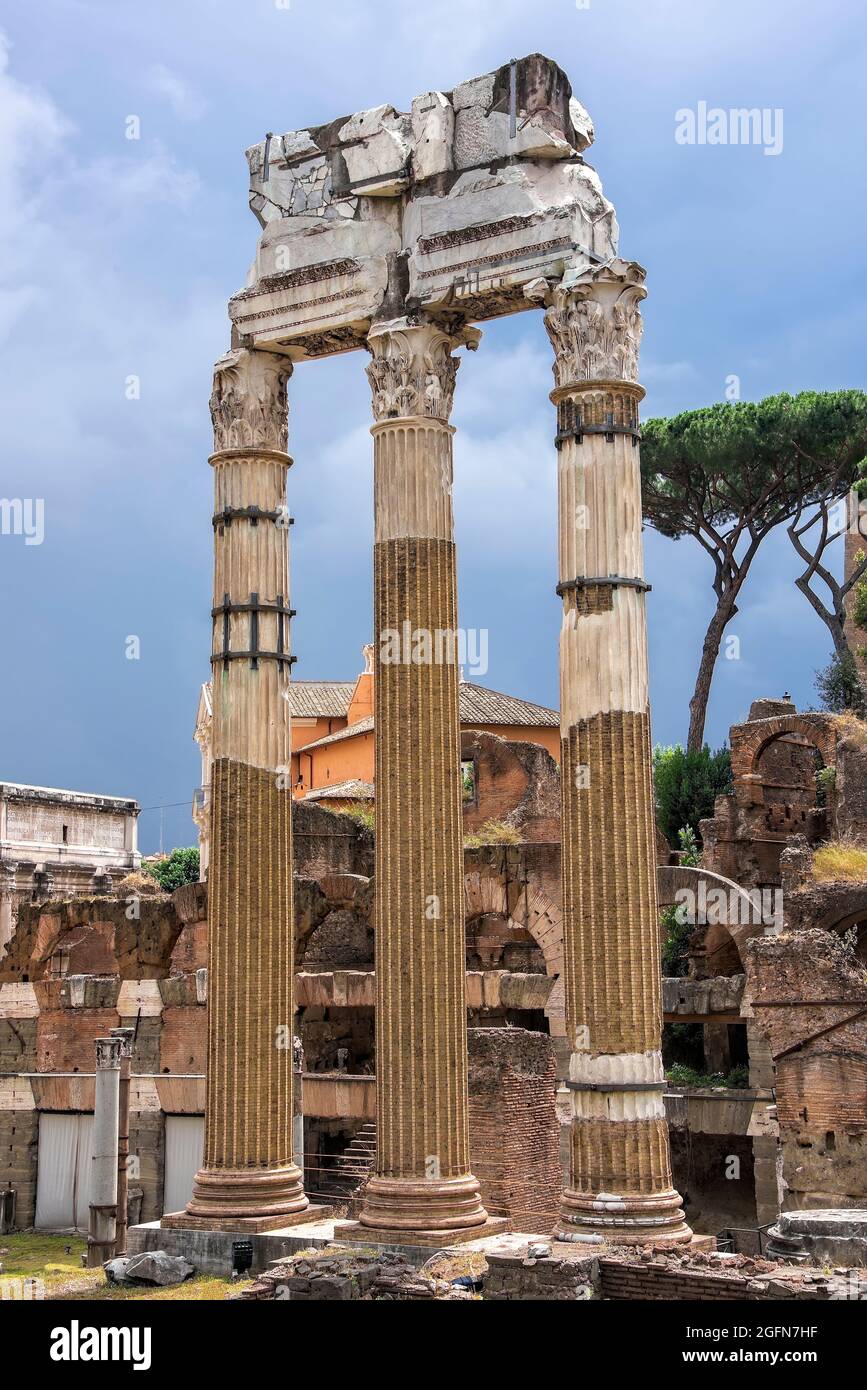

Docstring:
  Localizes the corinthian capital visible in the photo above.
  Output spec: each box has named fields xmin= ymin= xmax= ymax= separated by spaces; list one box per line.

xmin=209 ymin=348 xmax=294 ymax=453
xmin=541 ymin=258 xmax=646 ymax=390
xmin=365 ymin=317 xmax=481 ymax=424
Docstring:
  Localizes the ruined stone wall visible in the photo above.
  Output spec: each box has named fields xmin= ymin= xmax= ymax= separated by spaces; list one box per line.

xmin=748 ymin=929 xmax=867 ymax=1208
xmin=461 ymin=730 xmax=560 ymax=843
xmin=701 ymin=703 xmax=840 ymax=891
xmin=467 ymin=1028 xmax=561 ymax=1232
xmin=0 ymin=1107 xmax=38 ymax=1228
xmin=0 ymin=896 xmax=182 ymax=983
xmin=292 ymin=801 xmax=373 ymax=879
xmin=834 ymin=725 xmax=867 ymax=844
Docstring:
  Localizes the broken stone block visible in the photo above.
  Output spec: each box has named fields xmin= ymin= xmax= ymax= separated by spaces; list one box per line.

xmin=411 ymin=92 xmax=454 ymax=179
xmin=104 ymin=1257 xmax=130 ymax=1284
xmin=568 ymin=96 xmax=594 ymax=152
xmin=338 ymin=105 xmax=412 ymax=196
xmin=513 ymin=114 xmax=574 ymax=161
xmin=122 ymin=1250 xmax=195 ymax=1286
xmin=453 ymin=106 xmax=509 ymax=170
xmin=451 ymin=72 xmax=495 ymax=111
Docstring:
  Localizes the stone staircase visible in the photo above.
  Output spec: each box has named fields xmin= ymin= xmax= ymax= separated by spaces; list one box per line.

xmin=321 ymin=1122 xmax=377 ymax=1208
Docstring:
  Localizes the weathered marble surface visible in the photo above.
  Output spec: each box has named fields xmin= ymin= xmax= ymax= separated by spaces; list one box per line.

xmin=229 ymin=54 xmax=620 ymax=359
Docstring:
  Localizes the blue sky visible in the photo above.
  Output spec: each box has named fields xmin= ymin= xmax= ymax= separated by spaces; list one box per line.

xmin=0 ymin=0 xmax=865 ymax=852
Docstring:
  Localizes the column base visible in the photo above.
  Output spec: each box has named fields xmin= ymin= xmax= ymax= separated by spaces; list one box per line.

xmin=162 ymin=1163 xmax=310 ymax=1233
xmin=357 ymin=1173 xmax=489 ymax=1234
xmin=334 ymin=1216 xmax=511 ymax=1249
xmin=555 ymin=1188 xmax=693 ymax=1246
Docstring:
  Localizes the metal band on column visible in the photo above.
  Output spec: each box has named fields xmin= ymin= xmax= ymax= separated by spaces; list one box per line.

xmin=165 ymin=348 xmax=310 ymax=1232
xmin=541 ymin=260 xmax=691 ymax=1245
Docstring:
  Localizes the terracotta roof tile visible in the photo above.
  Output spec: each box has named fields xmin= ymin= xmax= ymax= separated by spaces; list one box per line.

xmin=304 ymin=779 xmax=374 ymax=802
xmin=289 ymin=682 xmax=354 ymax=718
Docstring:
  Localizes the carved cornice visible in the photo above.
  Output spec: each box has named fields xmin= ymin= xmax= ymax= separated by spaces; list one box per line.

xmin=539 ymin=259 xmax=647 ymax=391
xmin=365 ymin=318 xmax=480 ymax=423
xmin=209 ymin=348 xmax=293 ymax=453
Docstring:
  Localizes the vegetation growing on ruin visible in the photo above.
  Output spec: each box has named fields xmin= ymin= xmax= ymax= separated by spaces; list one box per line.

xmin=677 ymin=825 xmax=701 ymax=866
xmin=851 ymin=553 xmax=867 ymax=629
xmin=464 ymin=819 xmax=522 ymax=848
xmin=113 ymin=870 xmax=168 ymax=898
xmin=653 ymin=743 xmax=732 ymax=845
xmin=661 ymin=901 xmax=693 ymax=977
xmin=665 ymin=1062 xmax=750 ymax=1090
xmin=336 ymin=803 xmax=375 ymax=829
xmin=143 ymin=847 xmax=200 ymax=892
xmin=812 ymin=839 xmax=867 ymax=882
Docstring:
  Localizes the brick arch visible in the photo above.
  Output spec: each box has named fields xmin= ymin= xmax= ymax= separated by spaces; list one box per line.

xmin=730 ymin=714 xmax=838 ymax=782
xmin=463 ymin=866 xmax=564 ymax=1035
xmin=657 ymin=863 xmax=771 ymax=975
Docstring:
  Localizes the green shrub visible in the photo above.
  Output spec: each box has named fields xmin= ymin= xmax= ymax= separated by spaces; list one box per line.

xmin=852 ymin=551 xmax=867 ymax=628
xmin=677 ymin=825 xmax=701 ymax=867
xmin=143 ymin=847 xmax=200 ymax=892
xmin=815 ymin=650 xmax=867 ymax=717
xmin=661 ymin=901 xmax=692 ymax=977
xmin=653 ymin=743 xmax=732 ymax=846
xmin=665 ymin=1062 xmax=750 ymax=1089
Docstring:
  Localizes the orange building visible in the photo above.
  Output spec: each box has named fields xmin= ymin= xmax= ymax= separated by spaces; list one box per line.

xmin=195 ymin=647 xmax=559 ymax=827
xmin=291 ymin=647 xmax=559 ymax=806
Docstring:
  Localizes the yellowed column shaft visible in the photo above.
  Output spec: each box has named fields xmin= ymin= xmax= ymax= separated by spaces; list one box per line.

xmin=543 ymin=262 xmax=690 ymax=1244
xmin=359 ymin=318 xmax=488 ymax=1234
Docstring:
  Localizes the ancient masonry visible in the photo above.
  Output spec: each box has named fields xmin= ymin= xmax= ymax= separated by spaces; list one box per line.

xmin=540 ymin=262 xmax=690 ymax=1243
xmin=162 ymin=54 xmax=687 ymax=1242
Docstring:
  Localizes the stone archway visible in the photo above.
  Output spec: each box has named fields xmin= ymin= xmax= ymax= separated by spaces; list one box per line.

xmin=731 ymin=714 xmax=838 ymax=783
xmin=463 ymin=866 xmax=564 ymax=1035
xmin=657 ymin=864 xmax=769 ymax=976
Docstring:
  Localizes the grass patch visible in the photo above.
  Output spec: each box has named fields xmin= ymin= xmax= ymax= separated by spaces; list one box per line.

xmin=59 ymin=1274 xmax=253 ymax=1302
xmin=0 ymin=1233 xmax=88 ymax=1292
xmin=335 ymin=804 xmax=375 ymax=830
xmin=464 ymin=819 xmax=522 ymax=848
xmin=812 ymin=840 xmax=867 ymax=882
xmin=0 ymin=1232 xmax=250 ymax=1302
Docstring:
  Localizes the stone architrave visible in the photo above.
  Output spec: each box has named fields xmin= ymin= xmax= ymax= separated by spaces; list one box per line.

xmin=538 ymin=259 xmax=691 ymax=1244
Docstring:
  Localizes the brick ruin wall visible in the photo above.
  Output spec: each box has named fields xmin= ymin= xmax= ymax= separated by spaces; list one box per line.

xmin=747 ymin=929 xmax=867 ymax=1210
xmin=6 ymin=735 xmax=867 ymax=1238
xmin=467 ymin=1027 xmax=561 ymax=1232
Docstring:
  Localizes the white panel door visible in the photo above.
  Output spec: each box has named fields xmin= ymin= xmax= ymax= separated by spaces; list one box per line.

xmin=34 ymin=1113 xmax=93 ymax=1231
xmin=74 ymin=1115 xmax=94 ymax=1230
xmin=163 ymin=1115 xmax=204 ymax=1216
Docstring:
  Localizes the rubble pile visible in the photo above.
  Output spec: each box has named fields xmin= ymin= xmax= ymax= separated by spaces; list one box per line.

xmin=236 ymin=1247 xmax=475 ymax=1302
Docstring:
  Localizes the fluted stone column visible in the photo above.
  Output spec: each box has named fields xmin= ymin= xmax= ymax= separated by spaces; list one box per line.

xmin=87 ymin=1036 xmax=120 ymax=1267
xmin=167 ymin=347 xmax=309 ymax=1231
xmin=356 ymin=317 xmax=490 ymax=1238
xmin=542 ymin=260 xmax=690 ymax=1244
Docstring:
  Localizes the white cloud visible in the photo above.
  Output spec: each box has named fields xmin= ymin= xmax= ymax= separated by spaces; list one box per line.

xmin=0 ymin=30 xmax=216 ymax=517
xmin=70 ymin=145 xmax=200 ymax=208
xmin=144 ymin=63 xmax=207 ymax=121
xmin=0 ymin=32 xmax=69 ymax=271
xmin=641 ymin=358 xmax=700 ymax=385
